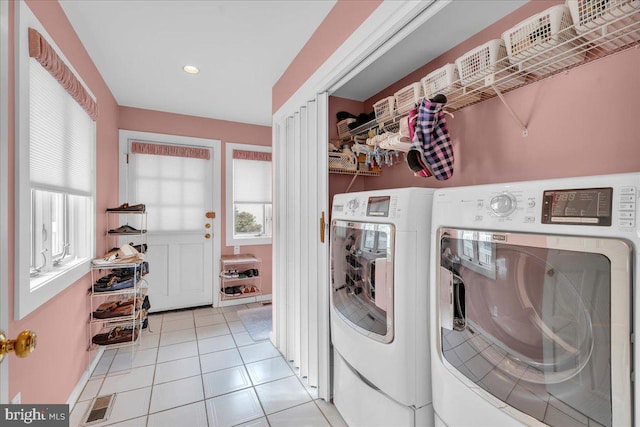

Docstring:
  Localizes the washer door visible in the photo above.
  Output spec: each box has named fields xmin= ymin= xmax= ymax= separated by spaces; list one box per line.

xmin=437 ymin=228 xmax=632 ymax=427
xmin=330 ymin=220 xmax=395 ymax=343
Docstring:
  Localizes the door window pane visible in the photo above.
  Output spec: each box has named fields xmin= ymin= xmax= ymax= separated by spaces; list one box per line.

xmin=131 ymin=149 xmax=211 ymax=232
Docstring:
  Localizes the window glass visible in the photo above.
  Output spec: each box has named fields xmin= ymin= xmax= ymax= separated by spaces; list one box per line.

xmin=130 ymin=152 xmax=209 ymax=232
xmin=16 ymin=3 xmax=96 ymax=318
xmin=225 ymin=143 xmax=272 ymax=246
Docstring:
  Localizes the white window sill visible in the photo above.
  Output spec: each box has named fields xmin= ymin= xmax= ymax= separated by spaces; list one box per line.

xmin=230 ymin=236 xmax=272 ymax=246
xmin=29 ymin=257 xmax=90 ymax=292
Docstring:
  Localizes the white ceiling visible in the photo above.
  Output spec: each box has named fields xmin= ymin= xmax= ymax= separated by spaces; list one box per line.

xmin=59 ymin=0 xmax=336 ymax=126
xmin=59 ymin=0 xmax=527 ymax=127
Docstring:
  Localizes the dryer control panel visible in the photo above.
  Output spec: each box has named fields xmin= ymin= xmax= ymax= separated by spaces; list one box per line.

xmin=541 ymin=187 xmax=613 ymax=226
xmin=435 ymin=176 xmax=638 ymax=233
xmin=334 ymin=195 xmax=399 ymax=219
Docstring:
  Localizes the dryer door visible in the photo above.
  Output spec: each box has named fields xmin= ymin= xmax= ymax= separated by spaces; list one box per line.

xmin=436 ymin=228 xmax=632 ymax=427
xmin=330 ymin=220 xmax=395 ymax=343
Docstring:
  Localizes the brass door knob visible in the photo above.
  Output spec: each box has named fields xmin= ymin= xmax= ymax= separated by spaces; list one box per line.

xmin=0 ymin=330 xmax=37 ymax=363
xmin=205 ymin=233 xmax=211 ymax=239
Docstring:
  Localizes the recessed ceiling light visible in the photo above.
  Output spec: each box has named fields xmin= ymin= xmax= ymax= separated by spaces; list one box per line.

xmin=183 ymin=65 xmax=199 ymax=74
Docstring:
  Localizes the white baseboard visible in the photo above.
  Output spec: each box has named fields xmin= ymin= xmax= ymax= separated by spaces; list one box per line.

xmin=257 ymin=293 xmax=272 ymax=303
xmin=66 ymin=347 xmax=105 ymax=407
xmin=219 ymin=293 xmax=272 ymax=308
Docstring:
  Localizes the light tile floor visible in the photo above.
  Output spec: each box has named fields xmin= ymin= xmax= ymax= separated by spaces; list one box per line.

xmin=71 ymin=304 xmax=347 ymax=427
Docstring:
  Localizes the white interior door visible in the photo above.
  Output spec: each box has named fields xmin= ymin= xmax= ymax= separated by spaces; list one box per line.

xmin=119 ymin=131 xmax=221 ymax=312
xmin=0 ymin=0 xmax=8 ymax=404
xmin=272 ymin=92 xmax=330 ymax=400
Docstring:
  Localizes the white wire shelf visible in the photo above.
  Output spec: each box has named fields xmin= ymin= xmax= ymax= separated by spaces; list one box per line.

xmin=349 ymin=6 xmax=640 ymax=137
xmin=328 ymin=168 xmax=381 ymax=176
xmin=446 ymin=6 xmax=640 ymax=112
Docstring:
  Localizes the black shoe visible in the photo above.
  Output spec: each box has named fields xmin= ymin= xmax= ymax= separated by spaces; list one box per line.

xmin=223 ymin=286 xmax=242 ymax=296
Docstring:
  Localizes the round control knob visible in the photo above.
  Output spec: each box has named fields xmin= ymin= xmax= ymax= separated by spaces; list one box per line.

xmin=490 ymin=193 xmax=517 ymax=217
xmin=347 ymin=198 xmax=360 ymax=211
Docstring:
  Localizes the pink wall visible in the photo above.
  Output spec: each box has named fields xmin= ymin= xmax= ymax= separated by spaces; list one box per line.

xmin=118 ymin=107 xmax=273 ymax=294
xmin=7 ymin=0 xmax=120 ymax=404
xmin=272 ymin=0 xmax=382 ymax=114
xmin=358 ymin=0 xmax=640 ymax=191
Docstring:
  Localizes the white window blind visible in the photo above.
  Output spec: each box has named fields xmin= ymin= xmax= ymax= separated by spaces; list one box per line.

xmin=29 ymin=59 xmax=93 ymax=195
xmin=129 ymin=147 xmax=211 ymax=232
xmin=233 ymin=159 xmax=272 ymax=203
xmin=225 ymin=143 xmax=272 ymax=246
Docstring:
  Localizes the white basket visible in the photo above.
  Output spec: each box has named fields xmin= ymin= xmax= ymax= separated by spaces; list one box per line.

xmin=455 ymin=39 xmax=515 ymax=88
xmin=502 ymin=5 xmax=583 ymax=74
xmin=373 ymin=96 xmax=396 ymax=124
xmin=394 ymin=82 xmax=423 ymax=114
xmin=328 ymin=152 xmax=357 ymax=171
xmin=567 ymin=0 xmax=640 ymax=50
xmin=421 ymin=64 xmax=460 ymax=98
xmin=336 ymin=118 xmax=356 ymax=141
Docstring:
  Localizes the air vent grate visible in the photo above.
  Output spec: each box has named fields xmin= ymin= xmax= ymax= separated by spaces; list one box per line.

xmin=84 ymin=393 xmax=115 ymax=425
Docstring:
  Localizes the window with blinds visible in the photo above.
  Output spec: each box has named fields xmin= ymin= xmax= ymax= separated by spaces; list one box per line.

xmin=15 ymin=2 xmax=96 ymax=319
xmin=225 ymin=143 xmax=272 ymax=246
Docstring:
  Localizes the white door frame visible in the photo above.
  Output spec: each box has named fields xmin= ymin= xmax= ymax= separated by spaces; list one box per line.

xmin=118 ymin=130 xmax=222 ymax=307
xmin=271 ymin=1 xmax=444 ymax=402
xmin=0 ymin=0 xmax=10 ymax=404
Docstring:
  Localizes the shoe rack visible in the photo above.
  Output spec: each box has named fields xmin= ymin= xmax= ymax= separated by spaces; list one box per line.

xmin=88 ymin=206 xmax=149 ymax=354
xmin=219 ymin=254 xmax=261 ymax=305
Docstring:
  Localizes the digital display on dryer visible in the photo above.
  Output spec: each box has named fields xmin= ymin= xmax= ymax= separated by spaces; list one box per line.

xmin=367 ymin=196 xmax=390 ymax=217
xmin=542 ymin=187 xmax=612 ymax=226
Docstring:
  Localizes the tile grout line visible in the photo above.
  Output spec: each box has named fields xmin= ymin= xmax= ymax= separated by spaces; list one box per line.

xmin=193 ymin=311 xmax=212 ymax=427
xmin=225 ymin=303 xmax=272 ymax=427
xmin=143 ymin=313 xmax=163 ymax=427
xmin=81 ymin=305 xmax=342 ymax=426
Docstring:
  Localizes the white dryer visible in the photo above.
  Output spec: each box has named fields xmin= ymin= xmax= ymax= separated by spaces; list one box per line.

xmin=331 ymin=188 xmax=435 ymax=427
xmin=429 ymin=173 xmax=637 ymax=427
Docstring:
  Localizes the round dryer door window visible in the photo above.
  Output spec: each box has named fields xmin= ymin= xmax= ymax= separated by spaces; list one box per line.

xmin=330 ymin=220 xmax=395 ymax=343
xmin=438 ymin=229 xmax=628 ymax=427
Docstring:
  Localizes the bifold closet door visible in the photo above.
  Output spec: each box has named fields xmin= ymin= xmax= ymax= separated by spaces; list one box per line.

xmin=272 ymin=93 xmax=329 ymax=400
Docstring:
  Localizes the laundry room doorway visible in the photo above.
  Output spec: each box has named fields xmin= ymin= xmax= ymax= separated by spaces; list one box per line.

xmin=119 ymin=130 xmax=222 ymax=312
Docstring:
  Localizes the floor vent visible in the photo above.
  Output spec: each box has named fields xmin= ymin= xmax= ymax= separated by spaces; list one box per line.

xmin=84 ymin=393 xmax=116 ymax=425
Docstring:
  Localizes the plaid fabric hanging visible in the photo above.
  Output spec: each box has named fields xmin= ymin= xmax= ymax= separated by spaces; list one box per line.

xmin=407 ymin=98 xmax=454 ymax=180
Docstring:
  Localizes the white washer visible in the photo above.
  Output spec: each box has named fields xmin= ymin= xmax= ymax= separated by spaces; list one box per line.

xmin=429 ymin=173 xmax=637 ymax=427
xmin=331 ymin=188 xmax=435 ymax=427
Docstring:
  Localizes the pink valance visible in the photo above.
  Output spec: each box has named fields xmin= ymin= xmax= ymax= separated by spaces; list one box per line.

xmin=28 ymin=28 xmax=98 ymax=121
xmin=233 ymin=149 xmax=272 ymax=162
xmin=131 ymin=141 xmax=211 ymax=160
